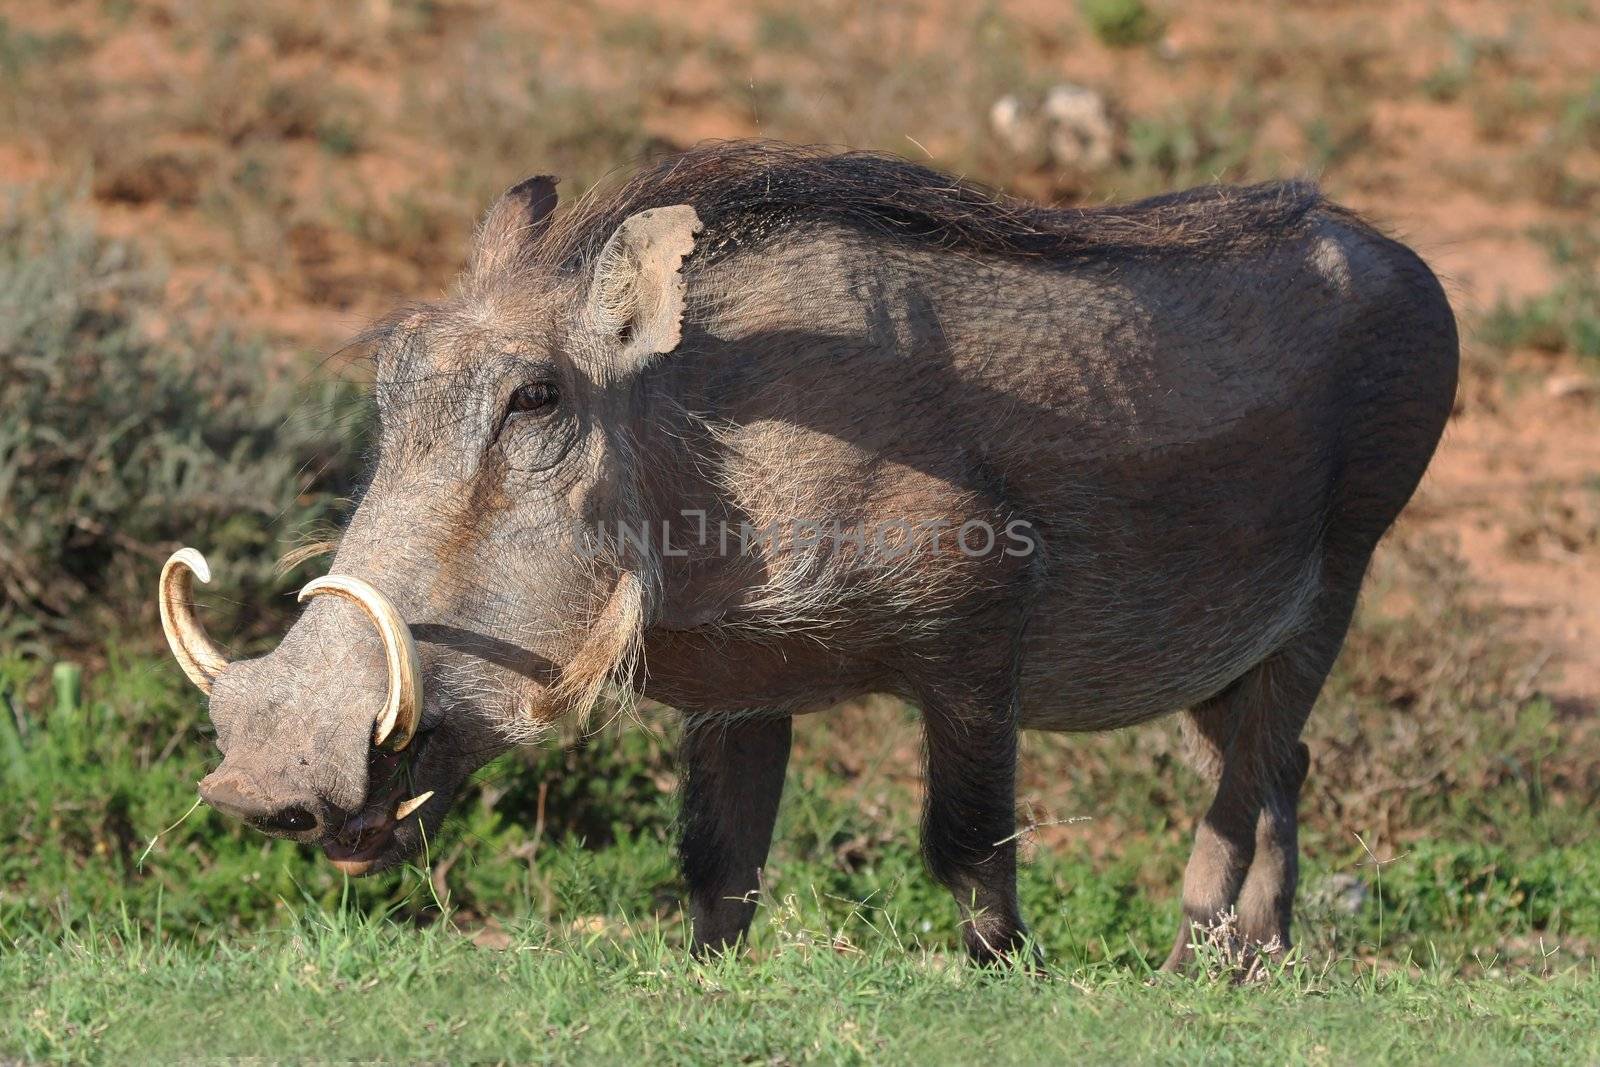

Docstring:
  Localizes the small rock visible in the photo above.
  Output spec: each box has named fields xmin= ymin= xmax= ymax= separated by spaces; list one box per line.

xmin=1322 ymin=873 xmax=1368 ymax=916
xmin=990 ymin=84 xmax=1117 ymax=172
xmin=1546 ymin=373 xmax=1597 ymax=400
xmin=989 ymin=94 xmax=1035 ymax=156
xmin=1042 ymin=85 xmax=1116 ymax=170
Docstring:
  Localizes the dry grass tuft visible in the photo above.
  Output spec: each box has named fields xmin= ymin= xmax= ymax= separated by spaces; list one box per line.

xmin=1183 ymin=908 xmax=1285 ymax=984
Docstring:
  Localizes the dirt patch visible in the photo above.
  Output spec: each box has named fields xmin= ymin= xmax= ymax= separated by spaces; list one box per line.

xmin=1412 ymin=364 xmax=1600 ymax=706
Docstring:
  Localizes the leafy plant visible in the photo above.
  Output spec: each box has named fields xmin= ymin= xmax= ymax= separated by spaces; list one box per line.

xmin=1078 ymin=0 xmax=1163 ymax=48
xmin=1117 ymin=93 xmax=1260 ymax=194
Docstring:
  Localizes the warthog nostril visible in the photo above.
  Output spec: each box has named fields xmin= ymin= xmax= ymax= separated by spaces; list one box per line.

xmin=199 ymin=770 xmax=320 ymax=835
xmin=251 ymin=805 xmax=319 ymax=835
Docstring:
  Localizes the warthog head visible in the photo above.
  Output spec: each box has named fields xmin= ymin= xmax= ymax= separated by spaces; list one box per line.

xmin=160 ymin=177 xmax=703 ymax=873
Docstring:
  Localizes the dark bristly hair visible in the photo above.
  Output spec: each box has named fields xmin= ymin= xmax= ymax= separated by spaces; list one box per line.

xmin=533 ymin=140 xmax=1327 ymax=274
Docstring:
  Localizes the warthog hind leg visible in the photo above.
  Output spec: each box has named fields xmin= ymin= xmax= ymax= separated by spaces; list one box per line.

xmin=1163 ymin=573 xmax=1365 ymax=973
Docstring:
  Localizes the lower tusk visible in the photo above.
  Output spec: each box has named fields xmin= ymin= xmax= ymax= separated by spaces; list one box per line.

xmin=394 ymin=791 xmax=434 ymax=821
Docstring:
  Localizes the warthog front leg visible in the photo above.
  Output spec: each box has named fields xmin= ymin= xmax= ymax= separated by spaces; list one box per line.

xmin=678 ymin=713 xmax=793 ymax=958
xmin=921 ymin=690 xmax=1035 ymax=966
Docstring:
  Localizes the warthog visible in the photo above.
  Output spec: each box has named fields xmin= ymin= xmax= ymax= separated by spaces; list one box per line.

xmin=160 ymin=141 xmax=1456 ymax=968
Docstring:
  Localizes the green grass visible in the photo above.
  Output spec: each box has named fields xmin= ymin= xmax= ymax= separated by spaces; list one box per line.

xmin=5 ymin=907 xmax=1599 ymax=1063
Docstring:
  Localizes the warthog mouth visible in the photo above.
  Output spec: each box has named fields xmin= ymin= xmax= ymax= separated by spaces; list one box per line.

xmin=323 ymin=735 xmax=438 ymax=876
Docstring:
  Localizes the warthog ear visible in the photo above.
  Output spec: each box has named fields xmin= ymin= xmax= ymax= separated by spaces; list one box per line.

xmin=585 ymin=205 xmax=702 ymax=367
xmin=467 ymin=175 xmax=559 ymax=282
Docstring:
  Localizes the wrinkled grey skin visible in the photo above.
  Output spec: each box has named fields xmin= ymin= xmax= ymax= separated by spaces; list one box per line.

xmin=194 ymin=145 xmax=1457 ymax=970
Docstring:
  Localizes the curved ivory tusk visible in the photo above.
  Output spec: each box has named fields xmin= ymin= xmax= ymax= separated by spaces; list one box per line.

xmin=298 ymin=574 xmax=422 ymax=751
xmin=159 ymin=548 xmax=230 ymax=694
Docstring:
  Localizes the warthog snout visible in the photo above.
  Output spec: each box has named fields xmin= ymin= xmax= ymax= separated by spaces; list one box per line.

xmin=197 ymin=765 xmax=320 ymax=835
xmin=160 ymin=548 xmax=441 ymax=863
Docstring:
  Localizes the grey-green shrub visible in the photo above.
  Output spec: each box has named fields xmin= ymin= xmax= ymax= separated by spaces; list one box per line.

xmin=0 ymin=194 xmax=369 ymax=652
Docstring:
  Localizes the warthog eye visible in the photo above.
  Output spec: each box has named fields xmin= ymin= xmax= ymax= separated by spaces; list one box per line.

xmin=507 ymin=381 xmax=559 ymax=417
